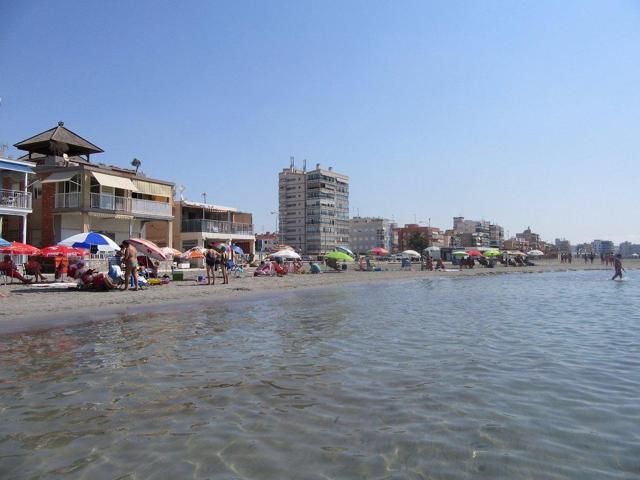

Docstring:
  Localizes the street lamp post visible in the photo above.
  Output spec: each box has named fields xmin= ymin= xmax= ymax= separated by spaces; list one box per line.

xmin=270 ymin=211 xmax=278 ymax=242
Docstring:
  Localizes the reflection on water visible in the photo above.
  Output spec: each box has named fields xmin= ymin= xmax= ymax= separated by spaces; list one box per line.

xmin=1 ymin=271 xmax=639 ymax=479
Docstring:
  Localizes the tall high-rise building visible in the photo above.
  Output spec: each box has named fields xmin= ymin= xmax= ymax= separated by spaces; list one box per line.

xmin=278 ymin=160 xmax=349 ymax=256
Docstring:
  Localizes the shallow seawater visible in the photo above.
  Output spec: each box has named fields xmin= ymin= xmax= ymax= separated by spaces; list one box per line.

xmin=1 ymin=270 xmax=639 ymax=479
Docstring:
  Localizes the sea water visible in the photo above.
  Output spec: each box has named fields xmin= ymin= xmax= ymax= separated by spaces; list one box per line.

xmin=0 ymin=270 xmax=638 ymax=479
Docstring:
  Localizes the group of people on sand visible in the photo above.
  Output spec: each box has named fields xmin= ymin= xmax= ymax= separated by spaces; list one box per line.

xmin=1 ymin=255 xmax=54 ymax=284
xmin=66 ymin=240 xmax=150 ymax=291
xmin=254 ymin=258 xmax=321 ymax=277
xmin=204 ymin=243 xmax=230 ymax=285
xmin=420 ymin=255 xmax=446 ymax=271
xmin=559 ymin=252 xmax=573 ymax=263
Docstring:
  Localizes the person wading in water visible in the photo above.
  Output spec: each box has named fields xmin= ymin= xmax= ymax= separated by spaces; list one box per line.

xmin=611 ymin=253 xmax=625 ymax=280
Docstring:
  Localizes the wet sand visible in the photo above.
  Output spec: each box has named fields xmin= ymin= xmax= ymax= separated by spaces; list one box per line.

xmin=1 ymin=259 xmax=635 ymax=334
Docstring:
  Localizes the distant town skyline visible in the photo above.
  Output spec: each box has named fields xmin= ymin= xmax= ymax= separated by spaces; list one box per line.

xmin=1 ymin=1 xmax=639 ymax=245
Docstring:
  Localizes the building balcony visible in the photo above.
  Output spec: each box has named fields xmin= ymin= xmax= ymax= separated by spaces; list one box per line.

xmin=90 ymin=193 xmax=130 ymax=212
xmin=54 ymin=192 xmax=81 ymax=209
xmin=53 ymin=193 xmax=173 ymax=219
xmin=131 ymin=198 xmax=173 ymax=218
xmin=182 ymin=219 xmax=254 ymax=235
xmin=0 ymin=189 xmax=32 ymax=213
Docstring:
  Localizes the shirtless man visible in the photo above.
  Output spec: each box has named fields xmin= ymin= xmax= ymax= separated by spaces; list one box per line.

xmin=121 ymin=240 xmax=139 ymax=290
xmin=611 ymin=254 xmax=625 ymax=281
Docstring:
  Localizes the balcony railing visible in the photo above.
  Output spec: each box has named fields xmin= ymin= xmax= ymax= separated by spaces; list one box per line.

xmin=54 ymin=193 xmax=173 ymax=218
xmin=0 ymin=189 xmax=32 ymax=210
xmin=182 ymin=219 xmax=254 ymax=235
xmin=90 ymin=193 xmax=130 ymax=212
xmin=131 ymin=198 xmax=172 ymax=217
xmin=54 ymin=192 xmax=81 ymax=209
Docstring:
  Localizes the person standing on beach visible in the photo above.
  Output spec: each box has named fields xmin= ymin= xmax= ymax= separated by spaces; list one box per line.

xmin=219 ymin=248 xmax=229 ymax=284
xmin=121 ymin=240 xmax=139 ymax=291
xmin=611 ymin=254 xmax=625 ymax=280
xmin=205 ymin=244 xmax=218 ymax=285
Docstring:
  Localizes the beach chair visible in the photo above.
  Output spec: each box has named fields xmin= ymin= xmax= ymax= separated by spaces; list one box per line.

xmin=227 ymin=260 xmax=244 ymax=278
xmin=22 ymin=263 xmax=36 ymax=282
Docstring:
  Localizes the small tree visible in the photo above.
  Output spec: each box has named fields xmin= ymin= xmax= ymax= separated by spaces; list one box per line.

xmin=407 ymin=232 xmax=428 ymax=252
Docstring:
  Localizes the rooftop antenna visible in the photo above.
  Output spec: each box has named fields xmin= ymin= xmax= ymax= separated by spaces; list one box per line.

xmin=179 ymin=185 xmax=186 ymax=201
xmin=303 ymin=159 xmax=307 ymax=171
xmin=290 ymin=156 xmax=295 ymax=169
xmin=201 ymin=192 xmax=208 ymax=204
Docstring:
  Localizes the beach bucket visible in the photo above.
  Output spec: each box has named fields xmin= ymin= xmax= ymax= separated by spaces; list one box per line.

xmin=172 ymin=272 xmax=184 ymax=281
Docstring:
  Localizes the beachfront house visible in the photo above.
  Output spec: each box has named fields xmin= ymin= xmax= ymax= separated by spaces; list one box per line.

xmin=174 ymin=200 xmax=255 ymax=257
xmin=14 ymin=122 xmax=175 ymax=247
xmin=0 ymin=154 xmax=35 ymax=243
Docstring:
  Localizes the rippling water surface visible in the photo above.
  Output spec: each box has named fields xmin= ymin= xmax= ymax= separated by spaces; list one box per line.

xmin=1 ymin=271 xmax=639 ymax=479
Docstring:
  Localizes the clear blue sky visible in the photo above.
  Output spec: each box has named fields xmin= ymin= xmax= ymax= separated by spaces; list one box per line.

xmin=1 ymin=1 xmax=639 ymax=244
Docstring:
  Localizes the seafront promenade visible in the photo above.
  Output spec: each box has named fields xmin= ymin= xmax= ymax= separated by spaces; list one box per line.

xmin=1 ymin=259 xmax=636 ymax=334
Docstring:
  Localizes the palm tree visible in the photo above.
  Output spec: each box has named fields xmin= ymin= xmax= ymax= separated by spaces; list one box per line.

xmin=131 ymin=158 xmax=141 ymax=173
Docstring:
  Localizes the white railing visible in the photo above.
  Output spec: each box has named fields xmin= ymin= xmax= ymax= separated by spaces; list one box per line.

xmin=131 ymin=198 xmax=172 ymax=217
xmin=54 ymin=192 xmax=81 ymax=209
xmin=182 ymin=219 xmax=254 ymax=235
xmin=90 ymin=193 xmax=130 ymax=212
xmin=0 ymin=189 xmax=32 ymax=210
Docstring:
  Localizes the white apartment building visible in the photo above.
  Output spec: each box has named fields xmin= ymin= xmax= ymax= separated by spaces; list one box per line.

xmin=278 ymin=160 xmax=349 ymax=256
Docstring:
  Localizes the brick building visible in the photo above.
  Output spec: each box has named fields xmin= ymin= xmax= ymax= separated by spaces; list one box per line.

xmin=15 ymin=122 xmax=175 ymax=247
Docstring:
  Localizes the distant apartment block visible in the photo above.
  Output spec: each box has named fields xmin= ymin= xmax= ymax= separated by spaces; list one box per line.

xmin=515 ymin=227 xmax=542 ymax=251
xmin=395 ymin=224 xmax=444 ymax=251
xmin=452 ymin=216 xmax=503 ymax=248
xmin=278 ymin=160 xmax=349 ymax=256
xmin=619 ymin=241 xmax=640 ymax=257
xmin=349 ymin=217 xmax=395 ymax=254
xmin=555 ymin=238 xmax=571 ymax=253
xmin=591 ymin=239 xmax=614 ymax=257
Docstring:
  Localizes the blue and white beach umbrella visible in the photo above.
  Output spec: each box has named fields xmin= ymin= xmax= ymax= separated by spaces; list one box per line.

xmin=232 ymin=244 xmax=244 ymax=255
xmin=0 ymin=237 xmax=10 ymax=247
xmin=58 ymin=232 xmax=120 ymax=252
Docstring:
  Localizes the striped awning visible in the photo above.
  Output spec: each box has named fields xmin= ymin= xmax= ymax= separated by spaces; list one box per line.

xmin=131 ymin=179 xmax=173 ymax=198
xmin=91 ymin=172 xmax=137 ymax=191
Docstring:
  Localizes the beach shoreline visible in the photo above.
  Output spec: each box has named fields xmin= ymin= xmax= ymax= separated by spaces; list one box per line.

xmin=1 ymin=260 xmax=636 ymax=335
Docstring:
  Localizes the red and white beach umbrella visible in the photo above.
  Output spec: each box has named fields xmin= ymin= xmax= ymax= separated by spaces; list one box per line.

xmin=39 ymin=245 xmax=88 ymax=257
xmin=128 ymin=238 xmax=167 ymax=261
xmin=0 ymin=241 xmax=41 ymax=256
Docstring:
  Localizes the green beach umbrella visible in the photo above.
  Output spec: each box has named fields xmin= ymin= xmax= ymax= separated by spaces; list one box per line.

xmin=483 ymin=249 xmax=502 ymax=257
xmin=325 ymin=251 xmax=355 ymax=262
xmin=452 ymin=250 xmax=468 ymax=258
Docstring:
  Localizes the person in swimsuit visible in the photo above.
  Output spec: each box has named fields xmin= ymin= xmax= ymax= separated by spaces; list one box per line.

xmin=121 ymin=240 xmax=139 ymax=291
xmin=612 ymin=254 xmax=625 ymax=280
xmin=219 ymin=249 xmax=229 ymax=284
xmin=205 ymin=244 xmax=218 ymax=285
xmin=0 ymin=255 xmax=32 ymax=284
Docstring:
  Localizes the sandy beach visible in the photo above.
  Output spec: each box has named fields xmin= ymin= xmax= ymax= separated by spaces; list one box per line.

xmin=0 ymin=259 xmax=635 ymax=334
